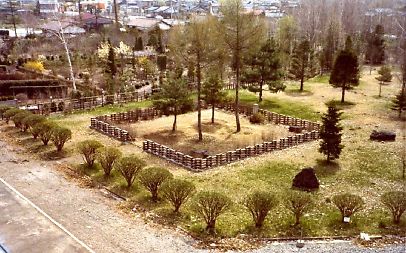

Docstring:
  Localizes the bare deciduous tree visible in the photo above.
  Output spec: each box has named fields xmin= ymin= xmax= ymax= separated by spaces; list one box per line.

xmin=221 ymin=0 xmax=266 ymax=132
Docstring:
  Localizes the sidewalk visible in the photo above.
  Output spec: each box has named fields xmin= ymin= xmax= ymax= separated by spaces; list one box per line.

xmin=0 ymin=179 xmax=88 ymax=253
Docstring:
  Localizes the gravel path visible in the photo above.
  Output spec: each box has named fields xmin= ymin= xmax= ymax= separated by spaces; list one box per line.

xmin=252 ymin=240 xmax=405 ymax=253
xmin=0 ymin=130 xmax=404 ymax=253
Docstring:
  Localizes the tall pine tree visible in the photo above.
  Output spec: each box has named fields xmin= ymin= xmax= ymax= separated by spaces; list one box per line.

xmin=242 ymin=38 xmax=283 ymax=102
xmin=202 ymin=75 xmax=228 ymax=123
xmin=365 ymin=24 xmax=385 ymax=65
xmin=289 ymin=39 xmax=312 ymax=92
xmin=319 ymin=106 xmax=344 ymax=162
xmin=329 ymin=36 xmax=359 ymax=103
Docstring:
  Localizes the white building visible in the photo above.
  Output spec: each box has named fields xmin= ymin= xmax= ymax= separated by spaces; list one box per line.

xmin=39 ymin=0 xmax=60 ymax=14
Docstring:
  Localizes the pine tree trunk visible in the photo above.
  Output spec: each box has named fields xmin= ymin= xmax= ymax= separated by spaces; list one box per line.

xmin=212 ymin=103 xmax=215 ymax=123
xmin=259 ymin=79 xmax=263 ymax=102
xmin=172 ymin=112 xmax=177 ymax=132
xmin=341 ymin=84 xmax=346 ymax=103
xmin=300 ymin=76 xmax=304 ymax=91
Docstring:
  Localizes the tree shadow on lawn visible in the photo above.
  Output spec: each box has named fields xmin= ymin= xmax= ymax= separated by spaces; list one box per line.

xmin=19 ymin=136 xmax=39 ymax=146
xmin=86 ymin=168 xmax=143 ymax=198
xmin=277 ymin=221 xmax=314 ymax=237
xmin=40 ymin=149 xmax=71 ymax=161
xmin=314 ymin=159 xmax=340 ymax=178
xmin=144 ymin=130 xmax=187 ymax=146
xmin=131 ymin=193 xmax=169 ymax=214
xmin=259 ymin=100 xmax=281 ymax=110
xmin=325 ymin=100 xmax=356 ymax=110
xmin=152 ymin=207 xmax=190 ymax=227
xmin=193 ymin=121 xmax=224 ymax=134
xmin=284 ymin=89 xmax=314 ymax=97
xmin=326 ymin=216 xmax=362 ymax=236
xmin=26 ymin=142 xmax=53 ymax=154
xmin=377 ymin=218 xmax=406 ymax=235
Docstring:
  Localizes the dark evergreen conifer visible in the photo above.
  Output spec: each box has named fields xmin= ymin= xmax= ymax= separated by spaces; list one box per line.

xmin=319 ymin=106 xmax=343 ymax=161
xmin=289 ymin=39 xmax=312 ymax=91
xmin=391 ymin=89 xmax=406 ymax=119
xmin=329 ymin=36 xmax=359 ymax=103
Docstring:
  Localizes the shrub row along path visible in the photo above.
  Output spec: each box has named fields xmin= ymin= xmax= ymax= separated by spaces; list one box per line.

xmin=0 ymin=131 xmax=404 ymax=253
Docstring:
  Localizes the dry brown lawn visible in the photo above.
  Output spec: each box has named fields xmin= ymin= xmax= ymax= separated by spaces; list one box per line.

xmin=129 ymin=109 xmax=290 ymax=156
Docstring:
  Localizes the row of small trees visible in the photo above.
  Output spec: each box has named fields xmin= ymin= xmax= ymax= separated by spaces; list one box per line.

xmin=0 ymin=106 xmax=72 ymax=151
xmin=76 ymin=139 xmax=405 ymax=233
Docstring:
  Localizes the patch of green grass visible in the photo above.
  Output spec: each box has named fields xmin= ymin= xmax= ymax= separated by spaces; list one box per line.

xmin=228 ymin=90 xmax=320 ymax=121
xmin=310 ymin=75 xmax=330 ymax=84
xmin=325 ymin=100 xmax=356 ymax=110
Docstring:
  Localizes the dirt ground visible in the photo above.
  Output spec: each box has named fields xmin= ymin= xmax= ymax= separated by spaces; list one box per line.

xmin=130 ymin=109 xmax=290 ymax=156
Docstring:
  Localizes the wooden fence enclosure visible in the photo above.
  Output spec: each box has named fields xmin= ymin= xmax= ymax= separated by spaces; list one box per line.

xmin=20 ymin=90 xmax=151 ymax=115
xmin=90 ymin=103 xmax=321 ymax=171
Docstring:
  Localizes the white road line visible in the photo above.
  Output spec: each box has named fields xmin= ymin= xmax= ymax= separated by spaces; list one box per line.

xmin=0 ymin=177 xmax=96 ymax=253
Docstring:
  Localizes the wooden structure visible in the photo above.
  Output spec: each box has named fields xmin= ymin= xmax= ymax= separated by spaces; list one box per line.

xmin=89 ymin=103 xmax=321 ymax=170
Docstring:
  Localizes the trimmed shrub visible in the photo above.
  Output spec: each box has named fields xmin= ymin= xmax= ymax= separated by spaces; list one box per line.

xmin=32 ymin=121 xmax=56 ymax=145
xmin=381 ymin=191 xmax=406 ymax=224
xmin=193 ymin=191 xmax=232 ymax=233
xmin=244 ymin=191 xmax=279 ymax=228
xmin=22 ymin=114 xmax=46 ymax=131
xmin=50 ymin=102 xmax=57 ymax=112
xmin=58 ymin=102 xmax=65 ymax=111
xmin=138 ymin=167 xmax=173 ymax=202
xmin=96 ymin=147 xmax=122 ymax=176
xmin=0 ymin=105 xmax=11 ymax=119
xmin=51 ymin=126 xmax=72 ymax=151
xmin=249 ymin=113 xmax=265 ymax=124
xmin=11 ymin=111 xmax=32 ymax=129
xmin=31 ymin=123 xmax=42 ymax=139
xmin=284 ymin=191 xmax=313 ymax=226
xmin=332 ymin=193 xmax=364 ymax=222
xmin=161 ymin=179 xmax=195 ymax=212
xmin=3 ymin=108 xmax=23 ymax=123
xmin=292 ymin=168 xmax=320 ymax=191
xmin=115 ymin=155 xmax=146 ymax=188
xmin=77 ymin=140 xmax=104 ymax=167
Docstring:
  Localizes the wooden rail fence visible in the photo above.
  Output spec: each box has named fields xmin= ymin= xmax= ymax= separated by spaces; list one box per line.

xmin=89 ymin=103 xmax=321 ymax=170
xmin=90 ymin=108 xmax=162 ymax=142
xmin=19 ymin=90 xmax=151 ymax=115
xmin=143 ymin=130 xmax=319 ymax=171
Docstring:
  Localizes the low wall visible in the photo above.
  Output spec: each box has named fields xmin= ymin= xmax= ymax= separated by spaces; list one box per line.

xmin=90 ymin=107 xmax=162 ymax=142
xmin=143 ymin=131 xmax=319 ymax=171
xmin=217 ymin=103 xmax=320 ymax=131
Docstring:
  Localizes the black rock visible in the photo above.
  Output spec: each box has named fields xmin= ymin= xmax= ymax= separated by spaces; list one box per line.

xmin=370 ymin=130 xmax=396 ymax=141
xmin=289 ymin=126 xmax=304 ymax=133
xmin=292 ymin=168 xmax=320 ymax=190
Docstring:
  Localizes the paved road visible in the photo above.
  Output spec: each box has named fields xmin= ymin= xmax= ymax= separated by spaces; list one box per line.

xmin=0 ymin=179 xmax=87 ymax=253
